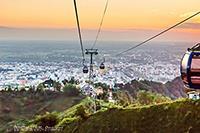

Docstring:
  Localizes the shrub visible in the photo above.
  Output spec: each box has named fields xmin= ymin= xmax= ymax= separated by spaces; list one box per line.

xmin=63 ymin=84 xmax=79 ymax=96
xmin=94 ymin=82 xmax=109 ymax=91
xmin=53 ymin=81 xmax=62 ymax=92
xmin=113 ymin=91 xmax=134 ymax=106
xmin=34 ymin=112 xmax=59 ymax=128
xmin=136 ymin=90 xmax=171 ymax=105
xmin=36 ymin=83 xmax=44 ymax=92
xmin=75 ymin=105 xmax=89 ymax=119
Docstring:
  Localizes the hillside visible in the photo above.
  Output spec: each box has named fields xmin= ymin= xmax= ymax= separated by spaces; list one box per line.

xmin=118 ymin=77 xmax=186 ymax=99
xmin=63 ymin=99 xmax=200 ymax=133
xmin=1 ymin=77 xmax=190 ymax=132
xmin=0 ymin=90 xmax=84 ymax=132
xmin=11 ymin=98 xmax=200 ymax=133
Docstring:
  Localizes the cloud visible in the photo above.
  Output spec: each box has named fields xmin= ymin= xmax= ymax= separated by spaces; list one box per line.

xmin=180 ymin=12 xmax=196 ymax=18
xmin=180 ymin=12 xmax=200 ymax=18
xmin=0 ymin=26 xmax=14 ymax=29
xmin=180 ymin=12 xmax=200 ymax=23
xmin=178 ymin=11 xmax=200 ymax=30
xmin=179 ymin=22 xmax=200 ymax=29
xmin=0 ymin=26 xmax=199 ymax=42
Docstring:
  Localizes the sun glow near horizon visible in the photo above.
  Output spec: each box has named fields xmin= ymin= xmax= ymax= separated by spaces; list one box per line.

xmin=0 ymin=0 xmax=200 ymax=41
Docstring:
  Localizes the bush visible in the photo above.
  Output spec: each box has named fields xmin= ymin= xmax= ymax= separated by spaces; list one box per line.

xmin=34 ymin=112 xmax=59 ymax=128
xmin=63 ymin=84 xmax=79 ymax=96
xmin=113 ymin=90 xmax=171 ymax=107
xmin=36 ymin=83 xmax=44 ymax=92
xmin=75 ymin=105 xmax=89 ymax=119
xmin=53 ymin=81 xmax=62 ymax=91
xmin=94 ymin=82 xmax=109 ymax=91
xmin=136 ymin=90 xmax=171 ymax=105
xmin=113 ymin=91 xmax=134 ymax=106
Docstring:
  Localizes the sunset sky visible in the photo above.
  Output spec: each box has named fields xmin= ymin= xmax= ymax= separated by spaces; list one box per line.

xmin=0 ymin=0 xmax=200 ymax=41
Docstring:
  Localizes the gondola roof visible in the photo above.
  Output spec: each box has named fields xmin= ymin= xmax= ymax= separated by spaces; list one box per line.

xmin=188 ymin=43 xmax=200 ymax=51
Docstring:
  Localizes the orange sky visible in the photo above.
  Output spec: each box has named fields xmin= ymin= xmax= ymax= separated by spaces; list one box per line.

xmin=0 ymin=0 xmax=199 ymax=41
xmin=0 ymin=0 xmax=199 ymax=29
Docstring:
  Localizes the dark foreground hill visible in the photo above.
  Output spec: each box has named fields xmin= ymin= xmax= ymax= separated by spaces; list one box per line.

xmin=63 ymin=99 xmax=200 ymax=133
xmin=14 ymin=98 xmax=200 ymax=133
xmin=0 ymin=90 xmax=84 ymax=132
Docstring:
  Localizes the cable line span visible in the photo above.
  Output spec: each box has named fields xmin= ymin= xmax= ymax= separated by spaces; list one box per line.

xmin=73 ymin=0 xmax=85 ymax=62
xmin=115 ymin=11 xmax=200 ymax=56
xmin=91 ymin=0 xmax=109 ymax=49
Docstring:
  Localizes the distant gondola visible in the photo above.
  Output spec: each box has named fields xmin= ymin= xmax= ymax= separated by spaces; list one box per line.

xmin=100 ymin=62 xmax=105 ymax=70
xmin=180 ymin=43 xmax=200 ymax=89
xmin=83 ymin=65 xmax=89 ymax=73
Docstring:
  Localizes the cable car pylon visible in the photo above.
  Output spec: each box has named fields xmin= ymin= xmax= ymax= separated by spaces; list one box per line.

xmin=85 ymin=49 xmax=98 ymax=82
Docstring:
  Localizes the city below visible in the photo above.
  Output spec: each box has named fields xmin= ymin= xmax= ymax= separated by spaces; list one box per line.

xmin=0 ymin=40 xmax=191 ymax=90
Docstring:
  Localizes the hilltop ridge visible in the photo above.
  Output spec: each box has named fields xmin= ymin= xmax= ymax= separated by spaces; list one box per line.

xmin=62 ymin=99 xmax=200 ymax=133
xmin=118 ymin=77 xmax=186 ymax=99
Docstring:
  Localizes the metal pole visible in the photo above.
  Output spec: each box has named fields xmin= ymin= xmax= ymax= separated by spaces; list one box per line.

xmin=85 ymin=49 xmax=98 ymax=83
xmin=85 ymin=49 xmax=98 ymax=112
xmin=90 ymin=53 xmax=93 ymax=81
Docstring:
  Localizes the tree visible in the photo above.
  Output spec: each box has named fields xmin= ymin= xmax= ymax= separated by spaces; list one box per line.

xmin=53 ymin=81 xmax=62 ymax=92
xmin=63 ymin=84 xmax=79 ymax=96
xmin=136 ymin=90 xmax=171 ymax=105
xmin=37 ymin=83 xmax=44 ymax=92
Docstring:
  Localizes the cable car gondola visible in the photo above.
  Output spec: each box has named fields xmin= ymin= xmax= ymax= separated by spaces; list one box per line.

xmin=99 ymin=57 xmax=106 ymax=70
xmin=180 ymin=43 xmax=200 ymax=89
xmin=100 ymin=62 xmax=105 ymax=69
xmin=83 ymin=65 xmax=89 ymax=73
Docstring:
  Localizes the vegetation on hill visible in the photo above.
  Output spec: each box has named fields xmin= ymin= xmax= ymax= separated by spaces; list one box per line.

xmin=0 ymin=83 xmax=84 ymax=132
xmin=1 ymin=77 xmax=192 ymax=133
xmin=118 ymin=77 xmax=186 ymax=99
xmin=4 ymin=91 xmax=183 ymax=133
xmin=113 ymin=90 xmax=171 ymax=107
xmin=63 ymin=99 xmax=200 ymax=133
xmin=8 ymin=96 xmax=200 ymax=133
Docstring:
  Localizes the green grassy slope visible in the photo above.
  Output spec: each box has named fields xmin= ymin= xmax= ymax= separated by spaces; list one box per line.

xmin=16 ymin=98 xmax=200 ymax=133
xmin=63 ymin=99 xmax=200 ymax=133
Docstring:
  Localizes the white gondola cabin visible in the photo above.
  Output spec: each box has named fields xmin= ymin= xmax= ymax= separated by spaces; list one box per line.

xmin=181 ymin=43 xmax=200 ymax=89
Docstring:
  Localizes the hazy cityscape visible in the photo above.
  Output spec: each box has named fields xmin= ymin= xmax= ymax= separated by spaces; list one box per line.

xmin=0 ymin=40 xmax=195 ymax=89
